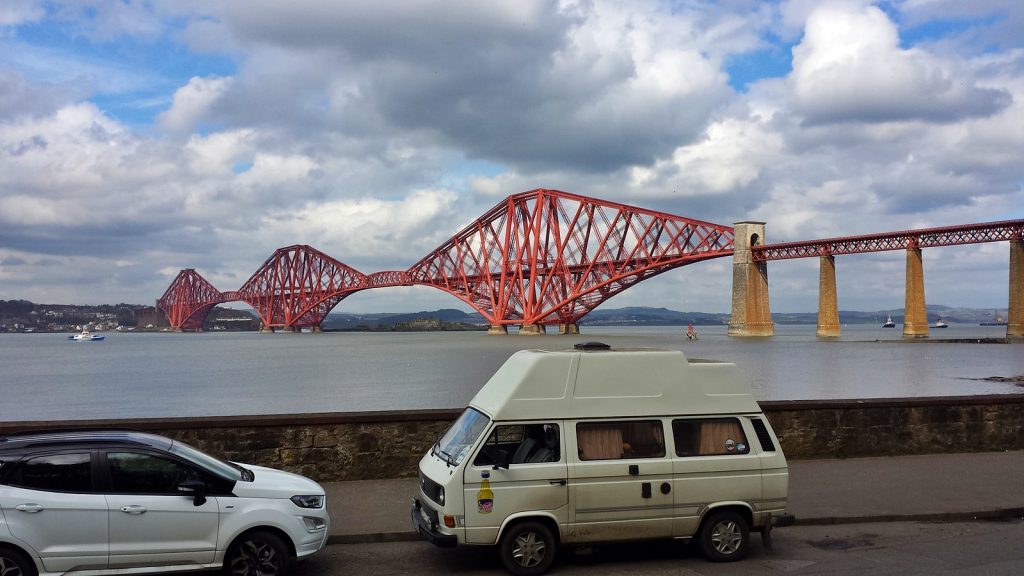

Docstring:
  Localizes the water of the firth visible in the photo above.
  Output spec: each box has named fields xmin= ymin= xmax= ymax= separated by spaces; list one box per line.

xmin=2 ymin=324 xmax=1021 ymax=422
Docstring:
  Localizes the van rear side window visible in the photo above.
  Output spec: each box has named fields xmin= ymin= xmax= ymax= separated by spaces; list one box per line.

xmin=577 ymin=421 xmax=665 ymax=460
xmin=672 ymin=418 xmax=749 ymax=457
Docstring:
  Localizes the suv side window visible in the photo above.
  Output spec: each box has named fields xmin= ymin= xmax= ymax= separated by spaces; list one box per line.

xmin=14 ymin=452 xmax=93 ymax=492
xmin=107 ymin=452 xmax=199 ymax=494
xmin=474 ymin=424 xmax=560 ymax=466
xmin=577 ymin=421 xmax=665 ymax=460
xmin=672 ymin=418 xmax=750 ymax=456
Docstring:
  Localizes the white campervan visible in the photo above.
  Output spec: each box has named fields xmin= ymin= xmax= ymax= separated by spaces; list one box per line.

xmin=412 ymin=343 xmax=792 ymax=575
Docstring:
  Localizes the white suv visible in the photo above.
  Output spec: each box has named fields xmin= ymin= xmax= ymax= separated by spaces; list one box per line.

xmin=0 ymin=430 xmax=330 ymax=576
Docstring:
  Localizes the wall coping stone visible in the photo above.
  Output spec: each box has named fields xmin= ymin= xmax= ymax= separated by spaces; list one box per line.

xmin=1 ymin=394 xmax=1021 ymax=434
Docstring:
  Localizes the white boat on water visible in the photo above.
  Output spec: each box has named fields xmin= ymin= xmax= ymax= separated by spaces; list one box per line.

xmin=882 ymin=314 xmax=896 ymax=328
xmin=68 ymin=329 xmax=105 ymax=341
xmin=934 ymin=317 xmax=948 ymax=328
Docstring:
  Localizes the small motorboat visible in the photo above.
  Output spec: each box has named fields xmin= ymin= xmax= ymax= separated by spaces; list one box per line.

xmin=882 ymin=314 xmax=896 ymax=328
xmin=68 ymin=329 xmax=105 ymax=341
xmin=685 ymin=324 xmax=699 ymax=340
xmin=934 ymin=317 xmax=948 ymax=328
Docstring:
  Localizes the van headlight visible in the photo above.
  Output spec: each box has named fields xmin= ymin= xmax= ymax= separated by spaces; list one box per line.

xmin=437 ymin=487 xmax=444 ymax=505
xmin=291 ymin=495 xmax=325 ymax=509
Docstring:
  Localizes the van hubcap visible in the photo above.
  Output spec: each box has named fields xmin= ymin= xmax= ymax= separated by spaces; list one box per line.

xmin=512 ymin=531 xmax=546 ymax=567
xmin=711 ymin=520 xmax=743 ymax=554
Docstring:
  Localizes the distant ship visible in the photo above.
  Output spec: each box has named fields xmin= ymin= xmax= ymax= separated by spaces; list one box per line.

xmin=934 ymin=316 xmax=948 ymax=328
xmin=980 ymin=310 xmax=1007 ymax=326
xmin=68 ymin=329 xmax=105 ymax=341
xmin=882 ymin=314 xmax=896 ymax=328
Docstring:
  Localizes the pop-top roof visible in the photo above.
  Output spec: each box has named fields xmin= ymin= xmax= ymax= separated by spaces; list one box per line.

xmin=470 ymin=345 xmax=760 ymax=421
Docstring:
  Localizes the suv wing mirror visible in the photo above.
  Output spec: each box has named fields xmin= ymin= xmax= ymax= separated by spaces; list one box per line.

xmin=178 ymin=479 xmax=208 ymax=506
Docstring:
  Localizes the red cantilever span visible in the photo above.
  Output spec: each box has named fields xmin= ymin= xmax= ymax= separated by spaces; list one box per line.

xmin=156 ymin=269 xmax=223 ymax=331
xmin=407 ymin=189 xmax=735 ymax=326
xmin=232 ymin=244 xmax=369 ymax=330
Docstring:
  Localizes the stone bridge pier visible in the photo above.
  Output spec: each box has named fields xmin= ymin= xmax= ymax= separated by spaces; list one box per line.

xmin=728 ymin=221 xmax=774 ymax=337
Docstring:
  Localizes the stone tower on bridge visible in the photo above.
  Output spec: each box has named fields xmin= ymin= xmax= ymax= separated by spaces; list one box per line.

xmin=728 ymin=221 xmax=774 ymax=337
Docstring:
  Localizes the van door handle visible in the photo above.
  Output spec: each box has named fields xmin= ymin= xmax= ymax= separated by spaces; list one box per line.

xmin=549 ymin=479 xmax=567 ymax=486
xmin=120 ymin=505 xmax=147 ymax=515
xmin=15 ymin=504 xmax=43 ymax=513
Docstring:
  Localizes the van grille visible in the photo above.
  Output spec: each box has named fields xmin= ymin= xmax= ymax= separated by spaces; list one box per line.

xmin=420 ymin=473 xmax=443 ymax=505
xmin=751 ymin=419 xmax=776 ymax=452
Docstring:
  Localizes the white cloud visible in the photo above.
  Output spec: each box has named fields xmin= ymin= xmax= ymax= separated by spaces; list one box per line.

xmin=159 ymin=76 xmax=234 ymax=134
xmin=791 ymin=4 xmax=1010 ymax=124
xmin=0 ymin=0 xmax=44 ymax=26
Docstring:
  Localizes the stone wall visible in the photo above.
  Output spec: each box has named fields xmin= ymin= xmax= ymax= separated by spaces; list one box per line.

xmin=2 ymin=394 xmax=1022 ymax=482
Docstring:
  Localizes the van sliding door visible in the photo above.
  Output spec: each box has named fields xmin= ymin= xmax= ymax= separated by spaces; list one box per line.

xmin=567 ymin=420 xmax=674 ymax=543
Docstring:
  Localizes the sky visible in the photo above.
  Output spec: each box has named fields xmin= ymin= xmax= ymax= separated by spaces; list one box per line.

xmin=0 ymin=0 xmax=1022 ymax=316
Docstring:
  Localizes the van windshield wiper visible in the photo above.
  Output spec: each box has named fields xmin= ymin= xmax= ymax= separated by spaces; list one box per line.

xmin=432 ymin=440 xmax=455 ymax=467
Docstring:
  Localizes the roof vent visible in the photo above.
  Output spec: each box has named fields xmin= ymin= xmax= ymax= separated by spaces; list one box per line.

xmin=574 ymin=341 xmax=611 ymax=351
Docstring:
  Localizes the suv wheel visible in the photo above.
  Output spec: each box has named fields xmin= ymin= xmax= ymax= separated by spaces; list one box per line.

xmin=225 ymin=531 xmax=291 ymax=576
xmin=699 ymin=510 xmax=749 ymax=562
xmin=499 ymin=520 xmax=556 ymax=576
xmin=0 ymin=547 xmax=37 ymax=576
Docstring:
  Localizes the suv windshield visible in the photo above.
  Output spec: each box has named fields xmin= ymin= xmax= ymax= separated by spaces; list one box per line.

xmin=169 ymin=440 xmax=246 ymax=481
xmin=434 ymin=407 xmax=490 ymax=466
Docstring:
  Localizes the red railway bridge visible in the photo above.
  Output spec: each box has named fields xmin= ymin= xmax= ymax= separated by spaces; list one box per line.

xmin=158 ymin=188 xmax=1024 ymax=339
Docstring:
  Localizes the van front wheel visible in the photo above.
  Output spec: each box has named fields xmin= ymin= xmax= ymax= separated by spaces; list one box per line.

xmin=699 ymin=510 xmax=749 ymax=562
xmin=499 ymin=520 xmax=556 ymax=576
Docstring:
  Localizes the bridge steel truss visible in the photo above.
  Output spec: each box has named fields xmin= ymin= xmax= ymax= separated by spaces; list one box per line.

xmin=156 ymin=269 xmax=224 ymax=331
xmin=752 ymin=219 xmax=1024 ymax=261
xmin=234 ymin=245 xmax=369 ymax=330
xmin=407 ymin=189 xmax=735 ymax=327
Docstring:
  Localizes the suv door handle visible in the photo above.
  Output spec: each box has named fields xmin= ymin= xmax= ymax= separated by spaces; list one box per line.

xmin=120 ymin=505 xmax=147 ymax=515
xmin=15 ymin=504 xmax=43 ymax=513
xmin=548 ymin=479 xmax=567 ymax=486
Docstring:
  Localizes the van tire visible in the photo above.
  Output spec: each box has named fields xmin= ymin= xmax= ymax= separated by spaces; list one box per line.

xmin=0 ymin=546 xmax=37 ymax=576
xmin=498 ymin=520 xmax=557 ymax=576
xmin=698 ymin=510 xmax=749 ymax=562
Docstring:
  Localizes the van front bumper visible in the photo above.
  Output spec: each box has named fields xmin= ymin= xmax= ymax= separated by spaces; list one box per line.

xmin=411 ymin=498 xmax=457 ymax=548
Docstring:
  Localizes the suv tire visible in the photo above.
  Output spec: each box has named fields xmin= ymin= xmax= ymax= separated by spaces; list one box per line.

xmin=225 ymin=531 xmax=291 ymax=576
xmin=0 ymin=546 xmax=37 ymax=576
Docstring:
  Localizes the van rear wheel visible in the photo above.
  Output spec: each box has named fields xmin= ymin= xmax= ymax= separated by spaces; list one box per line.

xmin=699 ymin=510 xmax=749 ymax=562
xmin=498 ymin=520 xmax=556 ymax=576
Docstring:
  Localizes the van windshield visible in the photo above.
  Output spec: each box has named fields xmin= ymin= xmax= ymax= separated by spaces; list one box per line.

xmin=433 ymin=407 xmax=490 ymax=466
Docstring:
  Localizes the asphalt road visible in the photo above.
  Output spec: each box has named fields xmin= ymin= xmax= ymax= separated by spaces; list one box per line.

xmin=299 ymin=519 xmax=1024 ymax=575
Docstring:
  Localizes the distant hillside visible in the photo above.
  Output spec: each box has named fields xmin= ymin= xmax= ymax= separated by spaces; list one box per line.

xmin=321 ymin=308 xmax=486 ymax=330
xmin=323 ymin=305 xmax=1010 ymax=328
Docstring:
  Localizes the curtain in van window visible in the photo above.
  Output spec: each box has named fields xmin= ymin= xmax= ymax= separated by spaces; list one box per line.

xmin=699 ymin=421 xmax=745 ymax=455
xmin=577 ymin=426 xmax=624 ymax=460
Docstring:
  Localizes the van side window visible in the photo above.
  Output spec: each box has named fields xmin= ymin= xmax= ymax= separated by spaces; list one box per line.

xmin=577 ymin=421 xmax=665 ymax=460
xmin=473 ymin=424 xmax=560 ymax=466
xmin=672 ymin=418 xmax=749 ymax=457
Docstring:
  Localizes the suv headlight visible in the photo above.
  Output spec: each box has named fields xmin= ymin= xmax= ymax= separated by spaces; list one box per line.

xmin=291 ymin=495 xmax=325 ymax=509
xmin=437 ymin=487 xmax=444 ymax=505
